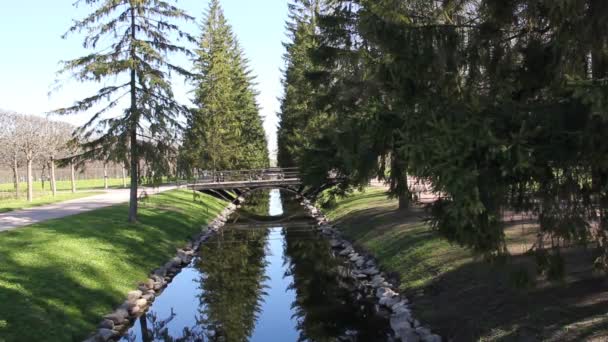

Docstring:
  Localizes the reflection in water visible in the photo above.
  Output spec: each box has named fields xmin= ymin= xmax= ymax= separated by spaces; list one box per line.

xmin=122 ymin=189 xmax=388 ymax=342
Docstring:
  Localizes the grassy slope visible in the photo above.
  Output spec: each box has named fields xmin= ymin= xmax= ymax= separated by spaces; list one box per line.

xmin=322 ymin=188 xmax=608 ymax=342
xmin=0 ymin=178 xmax=129 ymax=192
xmin=0 ymin=189 xmax=227 ymax=342
xmin=0 ymin=192 xmax=100 ymax=213
xmin=323 ymin=188 xmax=471 ymax=290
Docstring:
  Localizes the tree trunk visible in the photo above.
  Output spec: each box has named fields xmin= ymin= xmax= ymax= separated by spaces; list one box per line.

xmin=50 ymin=158 xmax=57 ymax=197
xmin=128 ymin=4 xmax=139 ymax=223
xmin=139 ymin=316 xmax=151 ymax=342
xmin=122 ymin=166 xmax=127 ymax=188
xmin=70 ymin=161 xmax=76 ymax=193
xmin=103 ymin=163 xmax=109 ymax=190
xmin=26 ymin=158 xmax=33 ymax=202
xmin=41 ymin=164 xmax=46 ymax=190
xmin=12 ymin=155 xmax=19 ymax=198
xmin=398 ymin=190 xmax=410 ymax=210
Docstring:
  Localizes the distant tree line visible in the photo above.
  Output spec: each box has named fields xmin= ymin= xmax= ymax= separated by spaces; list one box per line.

xmin=46 ymin=0 xmax=268 ymax=222
xmin=0 ymin=111 xmax=132 ymax=200
xmin=0 ymin=111 xmax=76 ymax=200
xmin=277 ymin=0 xmax=608 ymax=271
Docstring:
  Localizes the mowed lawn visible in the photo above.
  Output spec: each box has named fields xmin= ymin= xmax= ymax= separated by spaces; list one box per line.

xmin=0 ymin=189 xmax=227 ymax=342
xmin=322 ymin=188 xmax=608 ymax=341
xmin=0 ymin=192 xmax=100 ymax=213
xmin=0 ymin=177 xmax=129 ymax=193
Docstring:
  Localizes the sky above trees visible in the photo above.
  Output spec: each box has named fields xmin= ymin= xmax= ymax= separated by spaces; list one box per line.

xmin=0 ymin=0 xmax=288 ymax=158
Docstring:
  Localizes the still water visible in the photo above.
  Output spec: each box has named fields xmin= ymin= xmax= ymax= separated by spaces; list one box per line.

xmin=122 ymin=189 xmax=388 ymax=342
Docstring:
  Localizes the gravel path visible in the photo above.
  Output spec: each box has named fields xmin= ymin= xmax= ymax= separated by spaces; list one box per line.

xmin=0 ymin=186 xmax=177 ymax=232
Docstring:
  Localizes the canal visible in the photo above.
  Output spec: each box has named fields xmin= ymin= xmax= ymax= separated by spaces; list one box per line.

xmin=122 ymin=189 xmax=389 ymax=342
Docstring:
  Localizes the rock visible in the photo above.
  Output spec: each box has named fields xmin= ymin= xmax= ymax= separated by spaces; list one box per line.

xmin=127 ymin=290 xmax=142 ymax=302
xmin=379 ymin=295 xmax=401 ymax=308
xmin=330 ymin=239 xmax=342 ymax=248
xmin=97 ymin=328 xmax=115 ymax=341
xmin=362 ymin=267 xmax=379 ymax=276
xmin=130 ymin=305 xmax=141 ymax=315
xmin=395 ymin=327 xmax=420 ymax=342
xmin=142 ymin=293 xmax=154 ymax=301
xmin=376 ymin=287 xmax=396 ymax=299
xmin=135 ymin=298 xmax=148 ymax=307
xmin=355 ymin=259 xmax=365 ymax=268
xmin=339 ymin=247 xmax=353 ymax=256
xmin=392 ymin=301 xmax=411 ymax=314
xmin=422 ymin=334 xmax=442 ymax=342
xmin=104 ymin=308 xmax=129 ymax=324
xmin=98 ymin=319 xmax=114 ymax=330
xmin=371 ymin=275 xmax=385 ymax=287
xmin=354 ymin=272 xmax=368 ymax=280
xmin=416 ymin=327 xmax=432 ymax=339
xmin=390 ymin=311 xmax=412 ymax=332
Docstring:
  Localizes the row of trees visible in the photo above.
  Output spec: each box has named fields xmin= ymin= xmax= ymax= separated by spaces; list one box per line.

xmin=0 ymin=111 xmax=76 ymax=200
xmin=0 ymin=111 xmax=130 ymax=201
xmin=55 ymin=0 xmax=268 ymax=222
xmin=278 ymin=0 xmax=608 ymax=270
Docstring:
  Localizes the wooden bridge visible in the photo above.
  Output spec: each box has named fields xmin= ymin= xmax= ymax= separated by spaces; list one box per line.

xmin=188 ymin=167 xmax=302 ymax=192
xmin=187 ymin=167 xmax=337 ymax=200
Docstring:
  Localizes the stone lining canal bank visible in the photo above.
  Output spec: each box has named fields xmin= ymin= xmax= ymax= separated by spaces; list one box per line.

xmin=84 ymin=197 xmax=244 ymax=342
xmin=300 ymin=197 xmax=442 ymax=342
xmin=85 ymin=191 xmax=440 ymax=342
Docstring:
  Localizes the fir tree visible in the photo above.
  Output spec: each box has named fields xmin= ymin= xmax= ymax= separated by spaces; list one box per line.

xmin=54 ymin=0 xmax=194 ymax=222
xmin=183 ymin=0 xmax=268 ymax=173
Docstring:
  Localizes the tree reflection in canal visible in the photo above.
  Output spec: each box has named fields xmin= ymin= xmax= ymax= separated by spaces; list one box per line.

xmin=195 ymin=225 xmax=270 ymax=341
xmin=282 ymin=193 xmax=389 ymax=342
xmin=122 ymin=190 xmax=388 ymax=342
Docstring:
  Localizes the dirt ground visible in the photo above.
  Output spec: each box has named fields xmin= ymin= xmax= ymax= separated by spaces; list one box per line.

xmin=331 ymin=187 xmax=608 ymax=342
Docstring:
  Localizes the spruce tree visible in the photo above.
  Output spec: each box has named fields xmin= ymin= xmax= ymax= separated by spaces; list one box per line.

xmin=183 ymin=0 xmax=268 ymax=173
xmin=277 ymin=1 xmax=320 ymax=168
xmin=54 ymin=0 xmax=194 ymax=222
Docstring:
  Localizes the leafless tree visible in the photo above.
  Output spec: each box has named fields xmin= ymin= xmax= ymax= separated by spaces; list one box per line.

xmin=0 ymin=110 xmax=23 ymax=198
xmin=12 ymin=114 xmax=48 ymax=202
xmin=44 ymin=121 xmax=74 ymax=196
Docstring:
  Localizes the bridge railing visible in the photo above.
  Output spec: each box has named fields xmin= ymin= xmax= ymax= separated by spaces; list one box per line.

xmin=193 ymin=167 xmax=300 ymax=184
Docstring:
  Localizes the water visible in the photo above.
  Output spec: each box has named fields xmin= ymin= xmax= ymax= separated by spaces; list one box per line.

xmin=122 ymin=189 xmax=388 ymax=342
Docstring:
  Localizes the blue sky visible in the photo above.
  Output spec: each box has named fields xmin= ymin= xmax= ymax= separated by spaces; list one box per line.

xmin=0 ymin=0 xmax=289 ymax=158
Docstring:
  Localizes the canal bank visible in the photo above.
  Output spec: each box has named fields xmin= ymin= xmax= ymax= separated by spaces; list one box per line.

xmin=108 ymin=189 xmax=392 ymax=341
xmin=0 ymin=190 xmax=228 ymax=342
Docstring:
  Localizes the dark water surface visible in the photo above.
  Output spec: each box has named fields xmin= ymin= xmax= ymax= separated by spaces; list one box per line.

xmin=122 ymin=190 xmax=388 ymax=342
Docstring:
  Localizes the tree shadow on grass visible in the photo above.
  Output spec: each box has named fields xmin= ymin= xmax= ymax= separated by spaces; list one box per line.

xmin=0 ymin=191 xmax=227 ymax=341
xmin=413 ymin=252 xmax=608 ymax=342
xmin=0 ymin=258 xmax=126 ymax=341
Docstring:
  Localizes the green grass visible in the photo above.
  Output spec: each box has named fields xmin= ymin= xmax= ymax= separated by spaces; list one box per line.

xmin=0 ymin=189 xmax=227 ymax=342
xmin=0 ymin=178 xmax=129 ymax=193
xmin=322 ymin=188 xmax=471 ymax=290
xmin=0 ymin=192 xmax=100 ymax=213
xmin=320 ymin=188 xmax=608 ymax=341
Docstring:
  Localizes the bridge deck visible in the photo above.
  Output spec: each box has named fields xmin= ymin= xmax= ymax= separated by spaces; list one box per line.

xmin=188 ymin=178 xmax=301 ymax=190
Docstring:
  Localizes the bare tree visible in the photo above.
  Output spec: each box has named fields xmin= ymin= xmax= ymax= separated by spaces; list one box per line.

xmin=45 ymin=121 xmax=74 ymax=196
xmin=12 ymin=114 xmax=47 ymax=202
xmin=0 ymin=110 xmax=23 ymax=198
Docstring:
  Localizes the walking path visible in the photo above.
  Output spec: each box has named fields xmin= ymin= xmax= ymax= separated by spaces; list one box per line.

xmin=0 ymin=185 xmax=177 ymax=232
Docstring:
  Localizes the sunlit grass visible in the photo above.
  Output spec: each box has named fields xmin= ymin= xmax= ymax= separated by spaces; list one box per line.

xmin=0 ymin=189 xmax=227 ymax=341
xmin=0 ymin=192 xmax=100 ymax=213
xmin=0 ymin=178 xmax=129 ymax=193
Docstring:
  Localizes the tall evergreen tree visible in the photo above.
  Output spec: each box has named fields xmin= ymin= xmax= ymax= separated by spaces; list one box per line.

xmin=54 ymin=0 xmax=194 ymax=222
xmin=277 ymin=1 xmax=320 ymax=168
xmin=183 ymin=0 xmax=268 ymax=173
xmin=280 ymin=0 xmax=608 ymax=268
